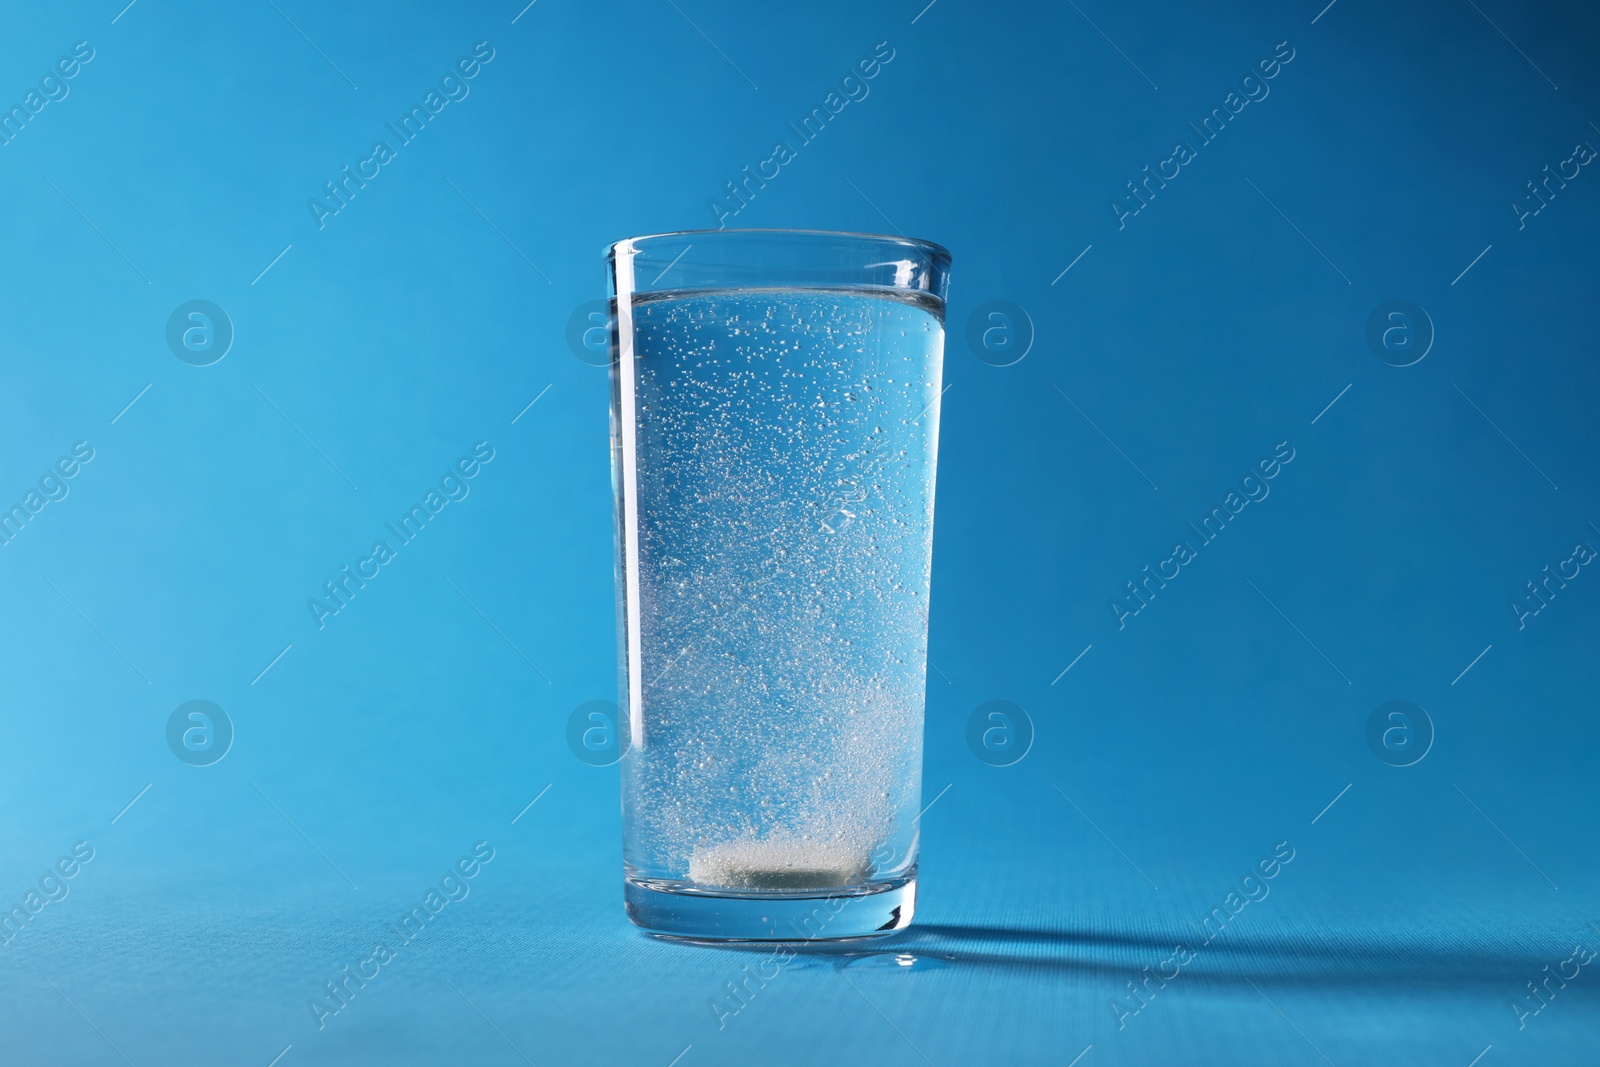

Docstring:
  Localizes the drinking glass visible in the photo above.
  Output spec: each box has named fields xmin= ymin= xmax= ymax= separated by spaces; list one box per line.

xmin=608 ymin=229 xmax=950 ymax=939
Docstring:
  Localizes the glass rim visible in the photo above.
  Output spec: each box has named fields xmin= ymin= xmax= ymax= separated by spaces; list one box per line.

xmin=609 ymin=227 xmax=951 ymax=265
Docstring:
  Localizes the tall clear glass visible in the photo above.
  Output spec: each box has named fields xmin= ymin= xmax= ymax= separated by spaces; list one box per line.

xmin=608 ymin=229 xmax=950 ymax=940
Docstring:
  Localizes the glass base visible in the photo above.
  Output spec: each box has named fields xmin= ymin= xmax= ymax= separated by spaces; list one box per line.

xmin=624 ymin=876 xmax=916 ymax=941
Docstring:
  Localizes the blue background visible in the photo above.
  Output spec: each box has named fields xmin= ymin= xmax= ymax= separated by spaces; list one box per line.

xmin=2 ymin=0 xmax=1597 ymax=1063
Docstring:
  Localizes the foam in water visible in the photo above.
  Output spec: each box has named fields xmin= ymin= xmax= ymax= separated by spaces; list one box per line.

xmin=618 ymin=287 xmax=943 ymax=891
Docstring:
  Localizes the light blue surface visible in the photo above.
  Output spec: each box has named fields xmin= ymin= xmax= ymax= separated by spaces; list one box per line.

xmin=1 ymin=0 xmax=1597 ymax=1063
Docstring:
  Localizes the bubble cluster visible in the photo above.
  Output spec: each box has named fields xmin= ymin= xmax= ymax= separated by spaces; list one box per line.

xmin=619 ymin=288 xmax=944 ymax=889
